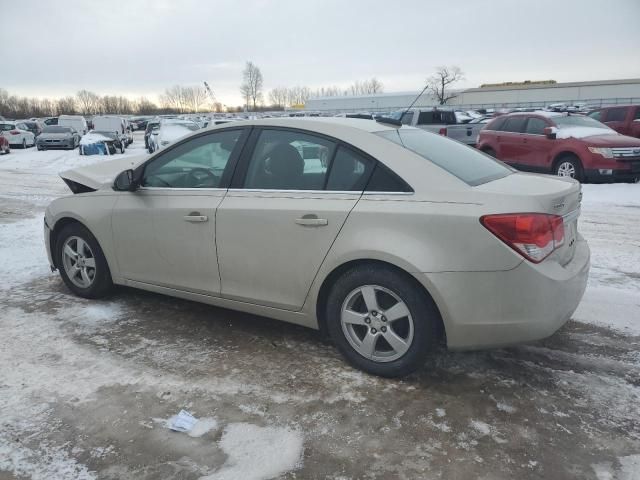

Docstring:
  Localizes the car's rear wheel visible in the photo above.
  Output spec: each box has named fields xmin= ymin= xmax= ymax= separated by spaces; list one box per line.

xmin=554 ymin=155 xmax=583 ymax=182
xmin=55 ymin=223 xmax=113 ymax=298
xmin=326 ymin=264 xmax=440 ymax=377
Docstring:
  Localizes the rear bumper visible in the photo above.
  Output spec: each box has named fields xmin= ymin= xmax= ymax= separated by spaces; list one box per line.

xmin=423 ymin=237 xmax=590 ymax=350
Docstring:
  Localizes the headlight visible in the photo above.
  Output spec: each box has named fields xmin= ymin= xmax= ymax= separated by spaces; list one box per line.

xmin=588 ymin=147 xmax=614 ymax=158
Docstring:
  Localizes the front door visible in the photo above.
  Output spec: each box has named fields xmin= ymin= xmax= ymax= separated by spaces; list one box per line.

xmin=496 ymin=116 xmax=527 ymax=164
xmin=111 ymin=128 xmax=246 ymax=294
xmin=216 ymin=128 xmax=373 ymax=311
xmin=521 ymin=117 xmax=553 ymax=171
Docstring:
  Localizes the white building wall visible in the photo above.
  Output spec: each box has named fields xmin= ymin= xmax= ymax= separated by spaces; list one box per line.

xmin=305 ymin=79 xmax=640 ymax=112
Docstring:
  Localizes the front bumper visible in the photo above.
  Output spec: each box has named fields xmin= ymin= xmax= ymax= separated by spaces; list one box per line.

xmin=37 ymin=140 xmax=74 ymax=149
xmin=424 ymin=237 xmax=590 ymax=350
xmin=585 ymin=167 xmax=639 ymax=182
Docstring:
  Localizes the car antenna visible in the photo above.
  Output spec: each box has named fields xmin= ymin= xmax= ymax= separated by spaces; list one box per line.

xmin=376 ymin=83 xmax=430 ymax=127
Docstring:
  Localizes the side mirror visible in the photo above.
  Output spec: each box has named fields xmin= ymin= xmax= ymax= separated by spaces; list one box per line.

xmin=543 ymin=126 xmax=557 ymax=139
xmin=113 ymin=169 xmax=138 ymax=192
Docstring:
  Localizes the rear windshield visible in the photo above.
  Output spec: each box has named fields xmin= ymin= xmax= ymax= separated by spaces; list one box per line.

xmin=43 ymin=126 xmax=72 ymax=133
xmin=552 ymin=115 xmax=611 ymax=130
xmin=375 ymin=128 xmax=512 ymax=186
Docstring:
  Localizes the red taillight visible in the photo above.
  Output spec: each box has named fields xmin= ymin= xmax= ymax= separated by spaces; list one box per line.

xmin=480 ymin=213 xmax=565 ymax=263
xmin=10 ymin=130 xmax=20 ymax=135
xmin=439 ymin=127 xmax=447 ymax=136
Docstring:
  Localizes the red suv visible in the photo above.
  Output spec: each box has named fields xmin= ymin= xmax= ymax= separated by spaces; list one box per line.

xmin=477 ymin=112 xmax=640 ymax=182
xmin=587 ymin=105 xmax=640 ymax=138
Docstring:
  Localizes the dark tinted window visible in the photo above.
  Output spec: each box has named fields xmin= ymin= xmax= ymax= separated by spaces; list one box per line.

xmin=606 ymin=107 xmax=628 ymax=122
xmin=365 ymin=163 xmax=412 ymax=192
xmin=525 ymin=117 xmax=548 ymax=135
xmin=502 ymin=117 xmax=527 ymax=133
xmin=417 ymin=111 xmax=433 ymax=125
xmin=376 ymin=128 xmax=512 ymax=186
xmin=326 ymin=147 xmax=374 ymax=191
xmin=244 ymin=129 xmax=336 ymax=190
xmin=635 ymin=108 xmax=640 ymax=120
xmin=43 ymin=126 xmax=72 ymax=133
xmin=486 ymin=116 xmax=506 ymax=131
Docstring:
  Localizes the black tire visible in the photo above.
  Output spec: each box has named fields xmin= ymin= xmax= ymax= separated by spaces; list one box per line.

xmin=554 ymin=155 xmax=584 ymax=182
xmin=22 ymin=139 xmax=27 ymax=149
xmin=120 ymin=143 xmax=125 ymax=154
xmin=55 ymin=222 xmax=113 ymax=299
xmin=325 ymin=264 xmax=440 ymax=378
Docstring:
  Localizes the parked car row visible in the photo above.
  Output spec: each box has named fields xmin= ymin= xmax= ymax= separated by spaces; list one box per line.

xmin=147 ymin=118 xmax=201 ymax=153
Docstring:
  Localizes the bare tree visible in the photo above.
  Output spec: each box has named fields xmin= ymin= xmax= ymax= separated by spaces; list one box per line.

xmin=240 ymin=61 xmax=264 ymax=111
xmin=76 ymin=90 xmax=100 ymax=114
xmin=427 ymin=66 xmax=464 ymax=105
xmin=56 ymin=96 xmax=77 ymax=115
xmin=268 ymin=87 xmax=289 ymax=108
xmin=367 ymin=77 xmax=384 ymax=94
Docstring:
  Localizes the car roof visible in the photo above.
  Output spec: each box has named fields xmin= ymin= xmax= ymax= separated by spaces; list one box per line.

xmin=220 ymin=117 xmax=402 ymax=134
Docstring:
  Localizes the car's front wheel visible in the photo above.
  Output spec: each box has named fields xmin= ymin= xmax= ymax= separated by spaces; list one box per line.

xmin=554 ymin=155 xmax=583 ymax=182
xmin=55 ymin=223 xmax=113 ymax=298
xmin=326 ymin=264 xmax=440 ymax=377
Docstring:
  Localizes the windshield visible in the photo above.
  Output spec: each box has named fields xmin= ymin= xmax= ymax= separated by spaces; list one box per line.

xmin=93 ymin=131 xmax=116 ymax=139
xmin=43 ymin=126 xmax=71 ymax=133
xmin=375 ymin=128 xmax=512 ymax=186
xmin=552 ymin=115 xmax=611 ymax=130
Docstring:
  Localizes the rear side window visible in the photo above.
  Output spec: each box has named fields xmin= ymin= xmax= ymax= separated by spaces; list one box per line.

xmin=365 ymin=163 xmax=413 ymax=192
xmin=326 ymin=147 xmax=374 ymax=191
xmin=588 ymin=110 xmax=601 ymax=121
xmin=635 ymin=108 xmax=640 ymax=120
xmin=502 ymin=117 xmax=527 ymax=133
xmin=376 ymin=129 xmax=512 ymax=186
xmin=485 ymin=116 xmax=506 ymax=131
xmin=606 ymin=107 xmax=628 ymax=122
xmin=525 ymin=118 xmax=548 ymax=135
xmin=417 ymin=111 xmax=433 ymax=125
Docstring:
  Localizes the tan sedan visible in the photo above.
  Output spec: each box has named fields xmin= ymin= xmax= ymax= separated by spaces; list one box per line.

xmin=44 ymin=118 xmax=590 ymax=377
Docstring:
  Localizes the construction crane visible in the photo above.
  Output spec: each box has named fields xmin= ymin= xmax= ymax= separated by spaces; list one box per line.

xmin=204 ymin=81 xmax=215 ymax=104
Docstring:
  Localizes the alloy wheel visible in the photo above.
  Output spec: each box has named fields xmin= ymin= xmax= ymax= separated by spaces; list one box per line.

xmin=61 ymin=236 xmax=97 ymax=288
xmin=557 ymin=161 xmax=576 ymax=178
xmin=340 ymin=285 xmax=414 ymax=363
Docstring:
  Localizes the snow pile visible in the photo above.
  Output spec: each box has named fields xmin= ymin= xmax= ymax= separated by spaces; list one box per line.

xmin=80 ymin=132 xmax=112 ymax=146
xmin=0 ymin=216 xmax=50 ymax=291
xmin=203 ymin=423 xmax=303 ymax=480
xmin=581 ymin=183 xmax=640 ymax=207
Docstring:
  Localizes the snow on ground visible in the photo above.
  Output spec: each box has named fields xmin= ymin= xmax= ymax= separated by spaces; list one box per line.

xmin=0 ymin=138 xmax=639 ymax=479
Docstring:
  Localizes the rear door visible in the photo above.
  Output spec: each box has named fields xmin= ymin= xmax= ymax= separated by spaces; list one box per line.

xmin=216 ymin=127 xmax=374 ymax=310
xmin=603 ymin=107 xmax=630 ymax=135
xmin=520 ymin=116 xmax=553 ymax=171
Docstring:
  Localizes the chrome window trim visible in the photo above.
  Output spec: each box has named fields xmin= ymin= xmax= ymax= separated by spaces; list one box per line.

xmin=138 ymin=187 xmax=228 ymax=192
xmin=225 ymin=188 xmax=414 ymax=195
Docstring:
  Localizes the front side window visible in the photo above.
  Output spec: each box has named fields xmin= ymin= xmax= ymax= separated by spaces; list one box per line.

xmin=606 ymin=107 xmax=628 ymax=122
xmin=634 ymin=108 xmax=640 ymax=120
xmin=243 ymin=129 xmax=336 ymax=190
xmin=376 ymin=128 xmax=512 ymax=186
xmin=525 ymin=117 xmax=548 ymax=135
xmin=142 ymin=129 xmax=242 ymax=188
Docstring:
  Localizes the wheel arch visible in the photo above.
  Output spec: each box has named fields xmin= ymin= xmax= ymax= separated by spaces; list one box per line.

xmin=551 ymin=150 xmax=583 ymax=170
xmin=314 ymin=258 xmax=446 ymax=342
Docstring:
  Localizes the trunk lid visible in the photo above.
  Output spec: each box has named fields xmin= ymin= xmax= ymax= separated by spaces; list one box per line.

xmin=59 ymin=154 xmax=147 ymax=192
xmin=475 ymin=172 xmax=582 ymax=265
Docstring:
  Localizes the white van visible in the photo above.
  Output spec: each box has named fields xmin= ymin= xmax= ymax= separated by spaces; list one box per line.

xmin=58 ymin=115 xmax=88 ymax=136
xmin=92 ymin=116 xmax=133 ymax=146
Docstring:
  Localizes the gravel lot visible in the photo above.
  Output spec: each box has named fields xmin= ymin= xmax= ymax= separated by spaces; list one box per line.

xmin=1 ymin=133 xmax=638 ymax=479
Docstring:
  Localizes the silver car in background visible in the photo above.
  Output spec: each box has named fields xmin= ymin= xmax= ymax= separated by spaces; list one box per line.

xmin=44 ymin=118 xmax=589 ymax=377
xmin=36 ymin=126 xmax=80 ymax=150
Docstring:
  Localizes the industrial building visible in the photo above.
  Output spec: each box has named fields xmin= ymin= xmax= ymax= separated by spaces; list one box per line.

xmin=304 ymin=78 xmax=640 ymax=113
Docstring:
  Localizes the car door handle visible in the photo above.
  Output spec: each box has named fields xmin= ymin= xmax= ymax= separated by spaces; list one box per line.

xmin=295 ymin=215 xmax=328 ymax=227
xmin=183 ymin=212 xmax=208 ymax=222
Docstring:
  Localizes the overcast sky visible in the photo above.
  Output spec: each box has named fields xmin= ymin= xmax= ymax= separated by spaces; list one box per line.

xmin=2 ymin=0 xmax=639 ymax=106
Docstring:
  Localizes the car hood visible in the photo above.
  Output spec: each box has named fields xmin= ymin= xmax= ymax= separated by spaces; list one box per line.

xmin=579 ymin=134 xmax=640 ymax=147
xmin=59 ymin=154 xmax=148 ymax=192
